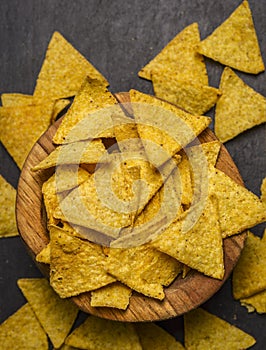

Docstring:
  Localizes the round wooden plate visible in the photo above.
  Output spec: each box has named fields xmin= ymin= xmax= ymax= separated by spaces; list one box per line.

xmin=16 ymin=92 xmax=245 ymax=322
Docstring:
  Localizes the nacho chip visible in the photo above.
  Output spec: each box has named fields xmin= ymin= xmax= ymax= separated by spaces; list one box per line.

xmin=152 ymin=76 xmax=221 ymax=115
xmin=50 ymin=226 xmax=115 ymax=298
xmin=184 ymin=308 xmax=256 ymax=350
xmin=188 ymin=141 xmax=221 ymax=168
xmin=197 ymin=0 xmax=265 ymax=74
xmin=0 ymin=102 xmax=54 ymax=169
xmin=215 ymin=67 xmax=266 ymax=142
xmin=0 ymin=175 xmax=18 ymax=237
xmin=261 ymin=177 xmax=266 ymax=203
xmin=240 ymin=289 xmax=266 ymax=314
xmin=51 ymin=99 xmax=71 ymax=122
xmin=90 ymin=282 xmax=132 ymax=310
xmin=36 ymin=243 xmax=51 ymax=264
xmin=135 ymin=323 xmax=185 ymax=350
xmin=34 ymin=31 xmax=108 ymax=100
xmin=65 ymin=315 xmax=142 ymax=350
xmin=53 ymin=77 xmax=116 ymax=144
xmin=0 ymin=303 xmax=48 ymax=350
xmin=17 ymin=278 xmax=79 ymax=348
xmin=138 ymin=22 xmax=208 ymax=85
xmin=232 ymin=231 xmax=266 ymax=299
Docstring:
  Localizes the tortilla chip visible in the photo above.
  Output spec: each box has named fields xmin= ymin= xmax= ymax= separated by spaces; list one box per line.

xmin=65 ymin=315 xmax=142 ymax=350
xmin=135 ymin=323 xmax=185 ymax=350
xmin=188 ymin=141 xmax=221 ymax=168
xmin=151 ymin=195 xmax=224 ymax=279
xmin=215 ymin=67 xmax=266 ymax=142
xmin=152 ymin=76 xmax=221 ymax=115
xmin=0 ymin=102 xmax=54 ymax=169
xmin=232 ymin=231 xmax=266 ymax=299
xmin=240 ymin=289 xmax=266 ymax=314
xmin=36 ymin=243 xmax=51 ymax=264
xmin=0 ymin=175 xmax=18 ymax=237
xmin=261 ymin=177 xmax=266 ymax=203
xmin=90 ymin=282 xmax=132 ymax=310
xmin=34 ymin=31 xmax=108 ymax=100
xmin=32 ymin=139 xmax=106 ymax=171
xmin=138 ymin=22 xmax=208 ymax=85
xmin=208 ymin=167 xmax=266 ymax=238
xmin=53 ymin=77 xmax=116 ymax=144
xmin=17 ymin=278 xmax=79 ymax=348
xmin=184 ymin=308 xmax=256 ymax=350
xmin=0 ymin=303 xmax=48 ymax=350
xmin=175 ymin=151 xmax=193 ymax=206
xmin=51 ymin=99 xmax=71 ymax=122
xmin=197 ymin=0 xmax=265 ymax=74
xmin=182 ymin=265 xmax=191 ymax=278
xmin=50 ymin=226 xmax=115 ymax=298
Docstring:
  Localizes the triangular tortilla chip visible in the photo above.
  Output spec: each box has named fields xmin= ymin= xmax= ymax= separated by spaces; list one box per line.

xmin=0 ymin=175 xmax=18 ymax=237
xmin=215 ymin=67 xmax=266 ymax=142
xmin=0 ymin=303 xmax=48 ymax=350
xmin=197 ymin=0 xmax=265 ymax=74
xmin=36 ymin=242 xmax=51 ymax=264
xmin=232 ymin=231 xmax=266 ymax=299
xmin=152 ymin=76 xmax=221 ymax=115
xmin=208 ymin=167 xmax=266 ymax=238
xmin=17 ymin=278 xmax=79 ymax=349
xmin=65 ymin=315 xmax=142 ymax=350
xmin=0 ymin=102 xmax=54 ymax=169
xmin=187 ymin=141 xmax=221 ymax=168
xmin=34 ymin=31 xmax=108 ymax=100
xmin=138 ymin=23 xmax=208 ymax=85
xmin=241 ymin=289 xmax=266 ymax=314
xmin=50 ymin=226 xmax=115 ymax=298
xmin=184 ymin=308 xmax=256 ymax=350
xmin=53 ymin=77 xmax=116 ymax=144
xmin=135 ymin=323 xmax=185 ymax=350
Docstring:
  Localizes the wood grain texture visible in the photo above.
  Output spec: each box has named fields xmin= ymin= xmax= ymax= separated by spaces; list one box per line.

xmin=16 ymin=92 xmax=245 ymax=322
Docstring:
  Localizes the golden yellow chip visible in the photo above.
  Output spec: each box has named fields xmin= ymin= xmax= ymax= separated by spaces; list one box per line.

xmin=0 ymin=175 xmax=18 ymax=238
xmin=151 ymin=195 xmax=224 ymax=279
xmin=0 ymin=102 xmax=54 ymax=169
xmin=188 ymin=141 xmax=221 ymax=168
xmin=50 ymin=225 xmax=115 ymax=298
xmin=138 ymin=22 xmax=208 ymax=85
xmin=17 ymin=278 xmax=79 ymax=349
xmin=232 ymin=231 xmax=266 ymax=299
xmin=66 ymin=315 xmax=142 ymax=350
xmin=36 ymin=242 xmax=51 ymax=264
xmin=261 ymin=178 xmax=266 ymax=203
xmin=135 ymin=323 xmax=185 ymax=350
xmin=197 ymin=0 xmax=265 ymax=74
xmin=184 ymin=308 xmax=256 ymax=350
xmin=175 ymin=151 xmax=193 ymax=206
xmin=51 ymin=99 xmax=71 ymax=122
xmin=152 ymin=76 xmax=221 ymax=115
xmin=0 ymin=303 xmax=48 ymax=350
xmin=90 ymin=282 xmax=132 ymax=310
xmin=34 ymin=31 xmax=108 ymax=100
xmin=241 ymin=289 xmax=266 ymax=314
xmin=215 ymin=67 xmax=266 ymax=142
xmin=53 ymin=77 xmax=116 ymax=145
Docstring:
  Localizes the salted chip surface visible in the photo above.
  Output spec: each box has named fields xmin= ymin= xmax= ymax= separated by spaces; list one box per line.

xmin=0 ymin=303 xmax=48 ymax=350
xmin=90 ymin=282 xmax=132 ymax=310
xmin=241 ymin=289 xmax=266 ymax=314
xmin=208 ymin=167 xmax=266 ymax=238
xmin=135 ymin=323 xmax=185 ymax=350
xmin=53 ymin=77 xmax=116 ymax=145
xmin=36 ymin=243 xmax=51 ymax=264
xmin=66 ymin=315 xmax=142 ymax=350
xmin=50 ymin=226 xmax=115 ymax=298
xmin=138 ymin=22 xmax=208 ymax=85
xmin=184 ymin=308 xmax=256 ymax=350
xmin=153 ymin=76 xmax=221 ymax=115
xmin=0 ymin=102 xmax=54 ymax=169
xmin=34 ymin=31 xmax=108 ymax=100
xmin=232 ymin=231 xmax=266 ymax=299
xmin=0 ymin=175 xmax=18 ymax=237
xmin=17 ymin=278 xmax=79 ymax=349
xmin=215 ymin=67 xmax=266 ymax=142
xmin=197 ymin=0 xmax=265 ymax=74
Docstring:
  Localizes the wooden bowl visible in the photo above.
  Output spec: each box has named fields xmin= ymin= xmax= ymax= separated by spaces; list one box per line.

xmin=16 ymin=92 xmax=245 ymax=322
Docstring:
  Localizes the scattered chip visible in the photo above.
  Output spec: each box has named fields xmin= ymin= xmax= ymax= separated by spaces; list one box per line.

xmin=184 ymin=308 xmax=256 ymax=350
xmin=215 ymin=67 xmax=266 ymax=142
xmin=0 ymin=175 xmax=18 ymax=238
xmin=90 ymin=282 xmax=132 ymax=310
xmin=0 ymin=303 xmax=48 ymax=350
xmin=36 ymin=243 xmax=51 ymax=264
xmin=232 ymin=231 xmax=266 ymax=299
xmin=197 ymin=0 xmax=265 ymax=74
xmin=34 ymin=31 xmax=108 ymax=100
xmin=240 ymin=289 xmax=266 ymax=314
xmin=17 ymin=278 xmax=79 ymax=349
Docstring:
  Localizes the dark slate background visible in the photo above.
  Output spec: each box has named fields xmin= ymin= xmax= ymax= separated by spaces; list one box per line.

xmin=0 ymin=0 xmax=265 ymax=348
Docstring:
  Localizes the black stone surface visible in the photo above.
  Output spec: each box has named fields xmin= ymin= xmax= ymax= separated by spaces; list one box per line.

xmin=0 ymin=0 xmax=265 ymax=348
